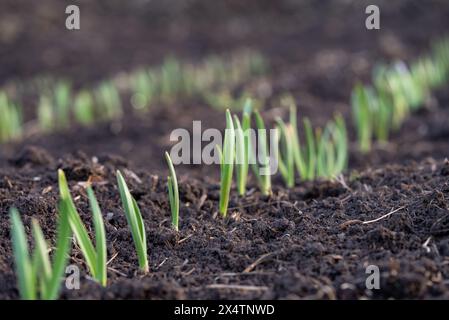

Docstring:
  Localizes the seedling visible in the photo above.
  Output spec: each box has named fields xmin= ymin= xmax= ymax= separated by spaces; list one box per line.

xmin=130 ymin=70 xmax=154 ymax=111
xmin=0 ymin=92 xmax=22 ymax=142
xmin=277 ymin=103 xmax=348 ymax=181
xmin=165 ymin=152 xmax=179 ymax=231
xmin=160 ymin=57 xmax=182 ymax=103
xmin=53 ymin=81 xmax=72 ymax=129
xmin=58 ymin=170 xmax=107 ymax=286
xmin=240 ymin=100 xmax=253 ymax=192
xmin=74 ymin=90 xmax=95 ymax=125
xmin=351 ymin=83 xmax=373 ymax=153
xmin=37 ymin=94 xmax=54 ymax=131
xmin=316 ymin=115 xmax=348 ymax=178
xmin=279 ymin=104 xmax=317 ymax=181
xmin=374 ymin=93 xmax=390 ymax=142
xmin=95 ymin=81 xmax=122 ymax=120
xmin=333 ymin=114 xmax=348 ymax=174
xmin=252 ymin=111 xmax=271 ymax=195
xmin=287 ymin=104 xmax=307 ymax=180
xmin=233 ymin=99 xmax=253 ymax=195
xmin=116 ymin=171 xmax=149 ymax=273
xmin=275 ymin=117 xmax=295 ymax=187
xmin=303 ymin=118 xmax=317 ymax=180
xmin=392 ymin=62 xmax=424 ymax=111
xmin=10 ymin=204 xmax=71 ymax=300
xmin=218 ymin=110 xmax=235 ymax=217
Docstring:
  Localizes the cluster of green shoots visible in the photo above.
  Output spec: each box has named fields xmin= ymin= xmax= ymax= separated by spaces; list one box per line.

xmin=38 ymin=80 xmax=122 ymax=131
xmin=0 ymin=92 xmax=22 ymax=142
xmin=127 ymin=50 xmax=267 ymax=111
xmin=217 ymin=98 xmax=348 ymax=217
xmin=352 ymin=38 xmax=449 ymax=153
xmin=9 ymin=206 xmax=71 ymax=300
xmin=0 ymin=50 xmax=267 ymax=144
xmin=165 ymin=152 xmax=179 ymax=232
xmin=10 ymin=169 xmax=152 ymax=299
xmin=276 ymin=104 xmax=347 ymax=187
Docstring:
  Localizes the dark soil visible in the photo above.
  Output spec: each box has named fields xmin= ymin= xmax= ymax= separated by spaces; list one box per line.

xmin=1 ymin=0 xmax=449 ymax=299
xmin=1 ymin=151 xmax=449 ymax=299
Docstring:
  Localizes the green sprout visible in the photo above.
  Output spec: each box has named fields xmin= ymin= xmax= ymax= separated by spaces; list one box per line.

xmin=130 ymin=70 xmax=154 ymax=111
xmin=10 ymin=204 xmax=71 ymax=300
xmin=218 ymin=110 xmax=235 ymax=217
xmin=116 ymin=171 xmax=149 ymax=273
xmin=432 ymin=38 xmax=449 ymax=82
xmin=234 ymin=104 xmax=252 ymax=196
xmin=276 ymin=103 xmax=348 ymax=181
xmin=58 ymin=170 xmax=107 ymax=286
xmin=287 ymin=104 xmax=307 ymax=181
xmin=275 ymin=117 xmax=295 ymax=187
xmin=160 ymin=57 xmax=182 ymax=103
xmin=95 ymin=81 xmax=122 ymax=120
xmin=302 ymin=118 xmax=317 ymax=180
xmin=36 ymin=82 xmax=72 ymax=131
xmin=165 ymin=152 xmax=179 ymax=231
xmin=351 ymin=83 xmax=373 ymax=153
xmin=74 ymin=90 xmax=95 ymax=125
xmin=252 ymin=111 xmax=271 ymax=195
xmin=233 ymin=99 xmax=253 ymax=195
xmin=37 ymin=94 xmax=54 ymax=131
xmin=53 ymin=81 xmax=72 ymax=129
xmin=316 ymin=115 xmax=348 ymax=178
xmin=281 ymin=104 xmax=317 ymax=181
xmin=0 ymin=92 xmax=22 ymax=142
xmin=393 ymin=62 xmax=424 ymax=111
xmin=240 ymin=100 xmax=253 ymax=193
xmin=333 ymin=114 xmax=349 ymax=174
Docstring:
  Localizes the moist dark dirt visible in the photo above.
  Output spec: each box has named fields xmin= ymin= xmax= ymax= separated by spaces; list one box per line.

xmin=1 ymin=0 xmax=449 ymax=300
xmin=1 ymin=152 xmax=449 ymax=299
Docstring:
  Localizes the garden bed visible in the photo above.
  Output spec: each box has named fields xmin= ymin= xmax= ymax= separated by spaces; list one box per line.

xmin=1 ymin=0 xmax=449 ymax=300
xmin=1 ymin=150 xmax=449 ymax=299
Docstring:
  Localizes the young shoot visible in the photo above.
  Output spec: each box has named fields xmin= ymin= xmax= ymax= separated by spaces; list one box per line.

xmin=74 ymin=90 xmax=95 ymax=125
xmin=271 ymin=102 xmax=314 ymax=182
xmin=130 ymin=70 xmax=154 ymax=111
xmin=165 ymin=152 xmax=179 ymax=231
xmin=275 ymin=117 xmax=295 ymax=187
xmin=277 ymin=103 xmax=348 ymax=181
xmin=218 ymin=110 xmax=235 ymax=217
xmin=116 ymin=170 xmax=149 ymax=273
xmin=95 ymin=81 xmax=122 ymax=120
xmin=37 ymin=94 xmax=54 ymax=131
xmin=286 ymin=104 xmax=307 ymax=181
xmin=252 ymin=111 xmax=271 ymax=195
xmin=302 ymin=118 xmax=316 ymax=180
xmin=240 ymin=99 xmax=253 ymax=193
xmin=316 ymin=116 xmax=348 ymax=179
xmin=58 ymin=170 xmax=107 ymax=286
xmin=53 ymin=81 xmax=72 ymax=129
xmin=160 ymin=57 xmax=182 ymax=103
xmin=351 ymin=83 xmax=373 ymax=153
xmin=10 ymin=204 xmax=71 ymax=300
xmin=0 ymin=92 xmax=22 ymax=143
